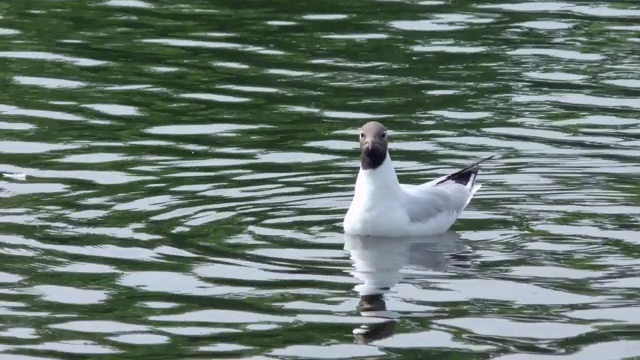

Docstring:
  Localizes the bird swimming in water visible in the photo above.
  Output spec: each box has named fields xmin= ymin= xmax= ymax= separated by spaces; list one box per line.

xmin=343 ymin=121 xmax=493 ymax=237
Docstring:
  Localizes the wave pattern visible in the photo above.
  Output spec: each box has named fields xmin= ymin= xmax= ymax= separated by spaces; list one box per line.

xmin=0 ymin=0 xmax=639 ymax=358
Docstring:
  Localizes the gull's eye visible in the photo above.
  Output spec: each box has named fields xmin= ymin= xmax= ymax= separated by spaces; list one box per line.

xmin=381 ymin=132 xmax=387 ymax=139
xmin=360 ymin=132 xmax=365 ymax=139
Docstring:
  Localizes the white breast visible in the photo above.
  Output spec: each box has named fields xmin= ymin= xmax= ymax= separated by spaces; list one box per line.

xmin=343 ymin=154 xmax=409 ymax=236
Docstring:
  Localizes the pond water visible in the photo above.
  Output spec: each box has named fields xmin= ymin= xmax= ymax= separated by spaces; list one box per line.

xmin=1 ymin=0 xmax=640 ymax=359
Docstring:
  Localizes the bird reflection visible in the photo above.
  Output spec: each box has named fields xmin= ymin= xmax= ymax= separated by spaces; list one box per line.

xmin=344 ymin=231 xmax=472 ymax=344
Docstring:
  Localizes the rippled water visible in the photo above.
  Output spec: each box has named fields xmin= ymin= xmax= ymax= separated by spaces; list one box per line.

xmin=1 ymin=0 xmax=640 ymax=359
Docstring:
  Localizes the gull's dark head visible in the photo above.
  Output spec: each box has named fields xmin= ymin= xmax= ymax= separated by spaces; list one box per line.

xmin=359 ymin=121 xmax=388 ymax=170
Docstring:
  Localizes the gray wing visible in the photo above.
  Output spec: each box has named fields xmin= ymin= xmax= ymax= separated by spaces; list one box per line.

xmin=399 ymin=156 xmax=492 ymax=224
xmin=400 ymin=184 xmax=470 ymax=223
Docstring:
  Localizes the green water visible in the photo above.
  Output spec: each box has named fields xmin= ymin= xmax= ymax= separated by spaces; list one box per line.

xmin=1 ymin=0 xmax=640 ymax=359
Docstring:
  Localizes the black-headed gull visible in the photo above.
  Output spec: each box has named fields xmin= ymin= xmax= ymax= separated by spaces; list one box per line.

xmin=343 ymin=121 xmax=493 ymax=237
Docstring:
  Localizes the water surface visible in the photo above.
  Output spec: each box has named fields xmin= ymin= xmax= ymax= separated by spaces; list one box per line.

xmin=1 ymin=0 xmax=640 ymax=359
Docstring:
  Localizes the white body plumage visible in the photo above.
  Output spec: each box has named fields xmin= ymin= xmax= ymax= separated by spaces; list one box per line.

xmin=343 ymin=153 xmax=482 ymax=237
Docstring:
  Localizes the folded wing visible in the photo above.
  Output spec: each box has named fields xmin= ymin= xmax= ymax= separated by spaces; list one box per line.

xmin=400 ymin=156 xmax=494 ymax=225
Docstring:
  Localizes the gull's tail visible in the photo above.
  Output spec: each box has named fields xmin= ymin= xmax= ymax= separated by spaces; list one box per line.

xmin=435 ymin=155 xmax=494 ymax=194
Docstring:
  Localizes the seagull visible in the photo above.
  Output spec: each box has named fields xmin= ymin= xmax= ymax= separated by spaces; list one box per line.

xmin=343 ymin=121 xmax=493 ymax=237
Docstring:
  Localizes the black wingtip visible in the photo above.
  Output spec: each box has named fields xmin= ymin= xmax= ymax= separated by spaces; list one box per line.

xmin=472 ymin=155 xmax=495 ymax=168
xmin=436 ymin=155 xmax=495 ymax=186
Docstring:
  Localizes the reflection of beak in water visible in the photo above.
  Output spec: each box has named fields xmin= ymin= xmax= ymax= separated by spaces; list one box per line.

xmin=344 ymin=231 xmax=473 ymax=344
xmin=353 ymin=294 xmax=397 ymax=344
